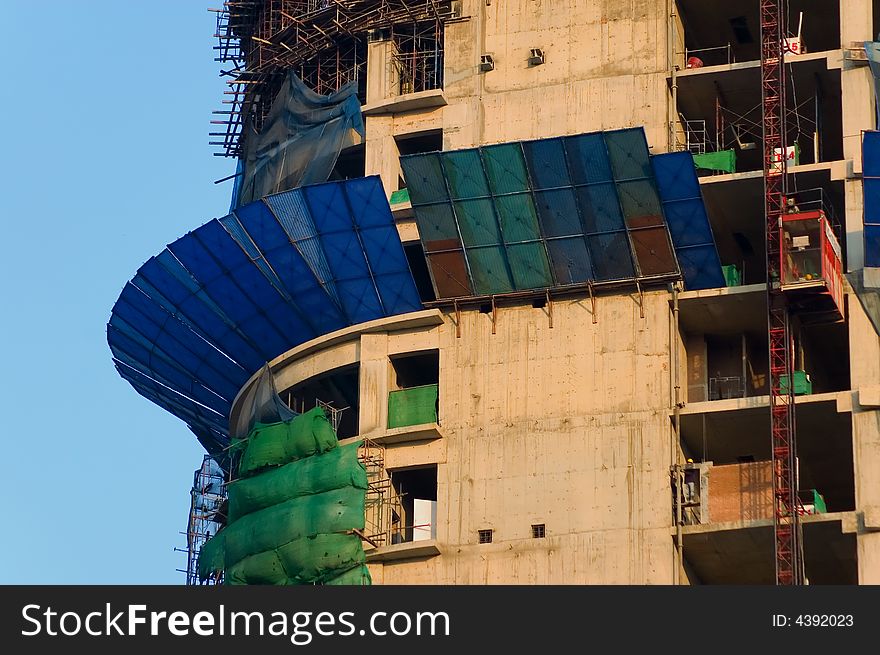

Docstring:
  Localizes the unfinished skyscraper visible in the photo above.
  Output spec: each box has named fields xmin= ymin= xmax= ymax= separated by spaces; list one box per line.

xmin=109 ymin=1 xmax=880 ymax=584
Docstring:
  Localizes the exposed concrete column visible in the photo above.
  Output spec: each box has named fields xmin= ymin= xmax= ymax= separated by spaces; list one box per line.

xmin=366 ymin=40 xmax=394 ymax=105
xmin=358 ymin=332 xmax=390 ymax=436
xmin=840 ymin=0 xmax=874 ymax=270
xmin=364 ymin=116 xmax=401 ymax=197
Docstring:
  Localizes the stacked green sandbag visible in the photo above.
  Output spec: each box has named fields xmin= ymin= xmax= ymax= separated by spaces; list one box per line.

xmin=198 ymin=406 xmax=371 ymax=586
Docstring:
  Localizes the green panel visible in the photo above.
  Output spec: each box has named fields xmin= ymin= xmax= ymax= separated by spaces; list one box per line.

xmin=506 ymin=242 xmax=553 ymax=289
xmin=494 ymin=193 xmax=542 ymax=242
xmin=400 ymin=153 xmax=448 ymax=205
xmin=389 ymin=188 xmax=410 ymax=205
xmin=722 ymin=264 xmax=741 ymax=287
xmin=693 ymin=150 xmax=737 ymax=174
xmin=455 ymin=198 xmax=503 ymax=246
xmin=604 ymin=128 xmax=652 ymax=181
xmin=467 ymin=245 xmax=515 ymax=294
xmin=441 ymin=149 xmax=490 ymax=199
xmin=481 ymin=143 xmax=530 ymax=194
xmin=780 ymin=370 xmax=812 ymax=395
xmin=812 ymin=490 xmax=827 ymax=514
xmin=388 ymin=383 xmax=439 ymax=428
xmin=412 ymin=203 xmax=461 ymax=252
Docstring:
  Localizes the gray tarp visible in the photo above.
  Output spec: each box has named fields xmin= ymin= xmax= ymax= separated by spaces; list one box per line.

xmin=232 ymin=72 xmax=365 ymax=208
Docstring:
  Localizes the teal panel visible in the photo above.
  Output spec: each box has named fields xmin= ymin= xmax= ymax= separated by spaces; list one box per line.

xmin=442 ymin=149 xmax=491 ymax=199
xmin=466 ymin=246 xmax=514 ymax=294
xmin=604 ymin=129 xmax=652 ymax=181
xmin=616 ymin=179 xmax=664 ymax=227
xmin=455 ymin=198 xmax=503 ymax=247
xmin=482 ymin=143 xmax=530 ymax=194
xmin=494 ymin=193 xmax=542 ymax=242
xmin=412 ymin=202 xmax=461 ymax=252
xmin=400 ymin=153 xmax=448 ymax=205
xmin=506 ymin=242 xmax=553 ymax=289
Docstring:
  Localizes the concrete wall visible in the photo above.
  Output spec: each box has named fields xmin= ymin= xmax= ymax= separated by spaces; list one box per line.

xmin=371 ymin=291 xmax=676 ymax=584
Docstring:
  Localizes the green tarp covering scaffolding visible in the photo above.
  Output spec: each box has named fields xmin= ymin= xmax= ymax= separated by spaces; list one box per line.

xmin=198 ymin=406 xmax=371 ymax=586
xmin=693 ymin=150 xmax=737 ymax=174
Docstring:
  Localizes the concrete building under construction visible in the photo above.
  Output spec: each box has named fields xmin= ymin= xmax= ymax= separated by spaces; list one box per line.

xmin=109 ymin=1 xmax=880 ymax=585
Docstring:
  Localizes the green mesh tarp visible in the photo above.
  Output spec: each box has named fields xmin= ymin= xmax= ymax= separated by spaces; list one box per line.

xmin=234 ymin=406 xmax=337 ymax=477
xmin=228 ymin=443 xmax=366 ymax=521
xmin=198 ymin=407 xmax=370 ymax=586
xmin=693 ymin=150 xmax=737 ymax=174
xmin=388 ymin=384 xmax=439 ymax=428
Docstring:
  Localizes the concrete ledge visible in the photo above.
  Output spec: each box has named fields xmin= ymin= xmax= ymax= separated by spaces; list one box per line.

xmin=677 ymin=510 xmax=856 ymax=536
xmin=678 ymin=390 xmax=850 ymax=416
xmin=362 ymin=89 xmax=447 ymax=116
xmin=698 ymin=161 xmax=838 ymax=186
xmin=366 ymin=540 xmax=441 ymax=562
xmin=673 ymin=49 xmax=839 ymax=79
xmin=370 ymin=422 xmax=443 ymax=445
xmin=678 ymin=283 xmax=765 ymax=301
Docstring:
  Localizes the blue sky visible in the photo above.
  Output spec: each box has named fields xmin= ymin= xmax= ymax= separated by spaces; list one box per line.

xmin=0 ymin=2 xmax=236 ymax=583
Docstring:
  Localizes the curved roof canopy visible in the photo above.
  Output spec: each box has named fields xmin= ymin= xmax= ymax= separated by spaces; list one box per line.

xmin=108 ymin=176 xmax=422 ymax=453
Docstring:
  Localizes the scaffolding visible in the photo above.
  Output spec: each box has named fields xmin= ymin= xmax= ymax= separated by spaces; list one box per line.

xmin=209 ymin=1 xmax=458 ymax=158
xmin=182 ymin=455 xmax=227 ymax=585
xmin=359 ymin=437 xmax=404 ymax=547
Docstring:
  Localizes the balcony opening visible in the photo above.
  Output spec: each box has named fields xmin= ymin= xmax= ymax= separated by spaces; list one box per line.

xmin=388 ymin=350 xmax=439 ymax=428
xmin=390 ymin=465 xmax=438 ymax=544
xmin=281 ymin=363 xmax=360 ymax=439
xmin=395 ymin=130 xmax=443 ymax=157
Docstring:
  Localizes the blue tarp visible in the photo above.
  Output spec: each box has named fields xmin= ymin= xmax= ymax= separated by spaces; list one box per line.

xmin=863 ymin=131 xmax=880 ymax=267
xmin=108 ymin=176 xmax=421 ymax=452
xmin=401 ymin=128 xmax=685 ymax=299
xmin=651 ymin=150 xmax=726 ymax=290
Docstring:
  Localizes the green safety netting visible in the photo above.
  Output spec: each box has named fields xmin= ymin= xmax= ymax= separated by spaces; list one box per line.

xmin=693 ymin=150 xmax=737 ymax=174
xmin=198 ymin=405 xmax=371 ymax=586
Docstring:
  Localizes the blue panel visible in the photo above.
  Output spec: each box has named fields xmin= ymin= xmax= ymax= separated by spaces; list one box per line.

xmin=523 ymin=138 xmax=571 ymax=189
xmin=534 ymin=189 xmax=581 ymax=237
xmin=866 ymin=225 xmax=880 ymax=267
xmin=109 ymin=178 xmax=424 ymax=447
xmin=264 ymin=189 xmax=342 ymax=308
xmin=864 ymin=178 xmax=880 ymax=225
xmin=864 ymin=131 xmax=880 ymax=177
xmin=663 ymin=199 xmax=714 ymax=248
xmin=588 ymin=232 xmax=636 ymax=280
xmin=675 ymin=244 xmax=727 ymax=290
xmin=564 ymin=133 xmax=614 ymax=185
xmin=546 ymin=237 xmax=594 ymax=285
xmin=575 ymin=184 xmax=626 ymax=234
xmin=232 ymin=200 xmax=346 ymax=334
xmin=651 ymin=151 xmax=723 ymax=290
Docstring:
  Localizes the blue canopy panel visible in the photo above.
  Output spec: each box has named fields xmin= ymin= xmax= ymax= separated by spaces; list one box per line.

xmin=400 ymin=128 xmax=683 ymax=299
xmin=108 ymin=176 xmax=423 ymax=450
xmin=650 ymin=150 xmax=725 ymax=290
xmin=863 ymin=131 xmax=880 ymax=267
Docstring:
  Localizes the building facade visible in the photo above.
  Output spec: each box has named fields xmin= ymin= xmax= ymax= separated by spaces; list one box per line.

xmin=114 ymin=1 xmax=880 ymax=584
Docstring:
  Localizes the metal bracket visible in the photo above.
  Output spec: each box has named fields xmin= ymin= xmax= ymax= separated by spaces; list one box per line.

xmin=490 ymin=296 xmax=497 ymax=335
xmin=635 ymin=281 xmax=645 ymax=319
xmin=588 ymin=282 xmax=598 ymax=324
xmin=454 ymin=300 xmax=461 ymax=339
xmin=546 ymin=289 xmax=554 ymax=329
